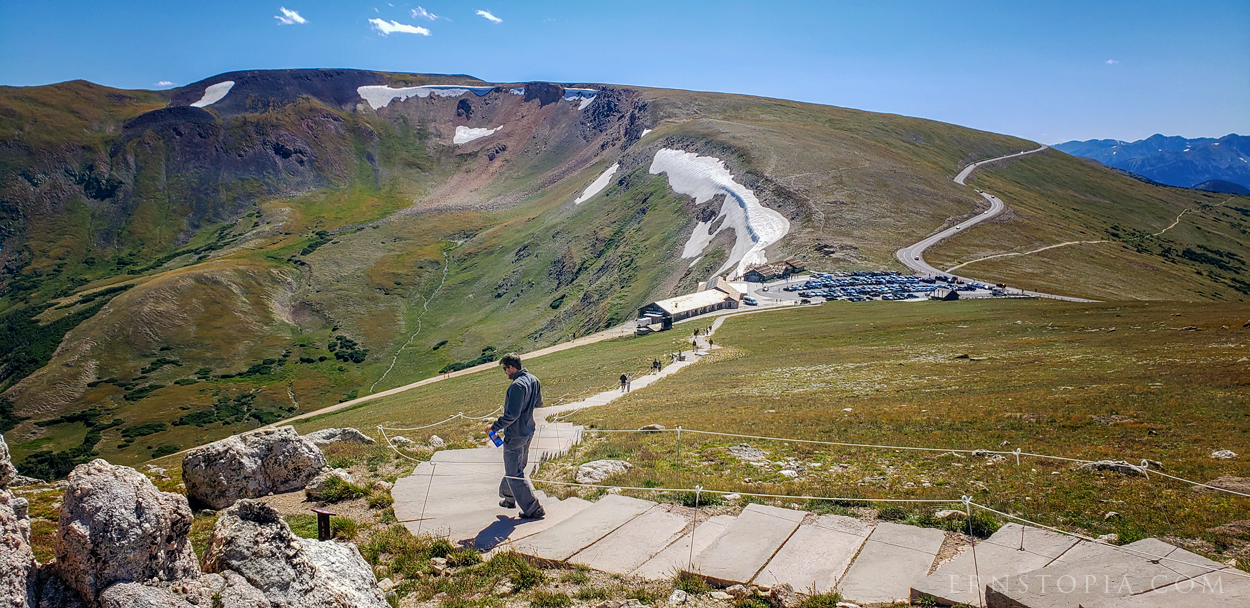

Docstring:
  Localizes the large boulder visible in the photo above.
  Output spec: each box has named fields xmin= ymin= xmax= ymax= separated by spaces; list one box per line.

xmin=1 ymin=490 xmax=37 ymax=608
xmin=183 ymin=426 xmax=327 ymax=510
xmin=202 ymin=500 xmax=387 ymax=608
xmin=575 ymin=460 xmax=633 ymax=484
xmin=303 ymin=428 xmax=375 ymax=448
xmin=0 ymin=434 xmax=17 ymax=488
xmin=54 ymin=459 xmax=200 ymax=603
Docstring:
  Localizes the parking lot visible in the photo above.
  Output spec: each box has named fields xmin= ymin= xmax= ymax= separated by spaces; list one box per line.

xmin=743 ymin=271 xmax=1001 ymax=304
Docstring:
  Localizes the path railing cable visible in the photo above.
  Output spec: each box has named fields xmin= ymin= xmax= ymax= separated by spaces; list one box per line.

xmin=377 ymin=418 xmax=1249 ymax=499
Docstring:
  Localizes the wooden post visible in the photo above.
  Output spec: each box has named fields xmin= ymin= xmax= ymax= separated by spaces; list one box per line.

xmin=312 ymin=509 xmax=335 ymax=541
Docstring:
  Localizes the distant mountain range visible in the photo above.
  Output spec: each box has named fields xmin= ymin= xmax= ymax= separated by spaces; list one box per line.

xmin=1054 ymin=134 xmax=1250 ymax=192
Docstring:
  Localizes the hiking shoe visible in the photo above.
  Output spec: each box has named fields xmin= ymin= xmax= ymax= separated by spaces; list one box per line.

xmin=520 ymin=507 xmax=545 ymax=520
xmin=499 ymin=498 xmax=516 ymax=509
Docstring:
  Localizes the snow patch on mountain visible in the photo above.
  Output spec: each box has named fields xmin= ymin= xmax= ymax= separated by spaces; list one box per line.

xmin=563 ymin=88 xmax=597 ymax=110
xmin=453 ymin=125 xmax=501 ymax=145
xmin=574 ymin=164 xmax=619 ymax=204
xmin=358 ymin=84 xmax=495 ymax=110
xmin=190 ymin=81 xmax=235 ymax=108
xmin=649 ymin=149 xmax=790 ymax=279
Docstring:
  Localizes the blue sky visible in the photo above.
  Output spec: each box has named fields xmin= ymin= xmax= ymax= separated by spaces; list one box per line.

xmin=1 ymin=0 xmax=1247 ymax=143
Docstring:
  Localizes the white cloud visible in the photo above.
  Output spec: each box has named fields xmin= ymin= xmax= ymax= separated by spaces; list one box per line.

xmin=476 ymin=9 xmax=502 ymax=23
xmin=1105 ymin=59 xmax=1119 ymax=64
xmin=412 ymin=6 xmax=443 ymax=20
xmin=275 ymin=7 xmax=307 ymax=25
xmin=156 ymin=80 xmax=174 ymax=87
xmin=369 ymin=18 xmax=431 ymax=36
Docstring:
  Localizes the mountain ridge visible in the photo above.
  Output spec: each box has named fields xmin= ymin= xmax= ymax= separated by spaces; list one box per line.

xmin=1 ymin=69 xmax=1245 ymax=478
xmin=1054 ymin=133 xmax=1250 ymax=189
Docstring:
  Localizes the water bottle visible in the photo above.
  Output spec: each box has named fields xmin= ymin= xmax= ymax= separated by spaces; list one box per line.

xmin=488 ymin=430 xmax=503 ymax=447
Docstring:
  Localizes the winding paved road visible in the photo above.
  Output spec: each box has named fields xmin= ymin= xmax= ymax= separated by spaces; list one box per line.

xmin=894 ymin=146 xmax=1096 ymax=303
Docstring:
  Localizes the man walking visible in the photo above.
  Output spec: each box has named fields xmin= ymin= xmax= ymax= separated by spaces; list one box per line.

xmin=489 ymin=353 xmax=544 ymax=519
xmin=620 ymin=373 xmax=629 ymax=392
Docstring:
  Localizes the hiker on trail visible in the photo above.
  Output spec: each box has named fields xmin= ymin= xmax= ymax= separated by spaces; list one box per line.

xmin=488 ymin=353 xmax=545 ymax=519
xmin=652 ymin=359 xmax=661 ymax=374
xmin=620 ymin=373 xmax=629 ymax=392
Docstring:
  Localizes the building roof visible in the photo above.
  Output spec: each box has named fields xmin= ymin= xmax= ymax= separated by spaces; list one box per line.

xmin=649 ymin=289 xmax=735 ymax=315
xmin=706 ymin=276 xmax=743 ymax=300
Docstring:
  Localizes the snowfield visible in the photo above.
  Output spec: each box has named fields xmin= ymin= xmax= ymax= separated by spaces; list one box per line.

xmin=563 ymin=88 xmax=597 ymax=110
xmin=190 ymin=81 xmax=235 ymax=108
xmin=649 ymin=149 xmax=790 ymax=279
xmin=357 ymin=84 xmax=494 ymax=110
xmin=574 ymin=164 xmax=619 ymax=204
xmin=453 ymin=125 xmax=501 ymax=145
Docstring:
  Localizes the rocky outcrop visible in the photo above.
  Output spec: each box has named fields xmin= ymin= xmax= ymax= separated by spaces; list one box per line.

xmin=203 ymin=500 xmax=387 ymax=608
xmin=96 ymin=572 xmax=272 ymax=608
xmin=54 ymin=459 xmax=199 ymax=603
xmin=303 ymin=427 xmax=375 ymax=447
xmin=575 ymin=460 xmax=633 ymax=484
xmin=0 ymin=434 xmax=17 ymax=488
xmin=303 ymin=468 xmax=355 ymax=501
xmin=183 ymin=426 xmax=327 ymax=509
xmin=1 ymin=489 xmax=37 ymax=608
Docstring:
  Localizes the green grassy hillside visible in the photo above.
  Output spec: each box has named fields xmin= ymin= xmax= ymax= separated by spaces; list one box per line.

xmin=2 ymin=70 xmax=1246 ymax=479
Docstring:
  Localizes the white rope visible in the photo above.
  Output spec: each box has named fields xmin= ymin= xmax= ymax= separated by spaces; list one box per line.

xmin=379 ymin=413 xmax=468 ymax=432
xmin=1145 ymin=468 xmax=1250 ymax=498
xmin=584 ymin=426 xmax=1088 ymax=463
xmin=417 ymin=458 xmax=960 ymax=503
xmin=968 ymin=501 xmax=1250 ymax=580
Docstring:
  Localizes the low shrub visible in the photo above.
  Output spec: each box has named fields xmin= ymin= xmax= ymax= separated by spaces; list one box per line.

xmin=316 ymin=476 xmax=370 ymax=503
xmin=531 ymin=592 xmax=573 ymax=608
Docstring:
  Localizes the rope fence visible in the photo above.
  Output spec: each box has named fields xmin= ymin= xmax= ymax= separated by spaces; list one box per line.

xmin=376 ymin=418 xmax=1249 ymax=500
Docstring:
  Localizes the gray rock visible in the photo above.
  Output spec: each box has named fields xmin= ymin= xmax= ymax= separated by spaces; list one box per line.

xmin=55 ymin=460 xmax=200 ymax=603
xmin=97 ymin=583 xmax=187 ymax=608
xmin=37 ymin=574 xmax=88 ymax=608
xmin=303 ymin=428 xmax=375 ymax=448
xmin=667 ymin=589 xmax=687 ymax=605
xmin=303 ymin=468 xmax=355 ymax=501
xmin=390 ymin=436 xmax=414 ymax=447
xmin=1212 ymin=449 xmax=1238 ymax=460
xmin=214 ymin=571 xmax=274 ymax=608
xmin=0 ymin=434 xmax=16 ymax=489
xmin=639 ymin=424 xmax=666 ymax=432
xmin=934 ymin=509 xmax=965 ymax=520
xmin=1075 ymin=460 xmax=1144 ymax=476
xmin=97 ymin=572 xmax=272 ymax=608
xmin=728 ymin=444 xmax=768 ymax=461
xmin=183 ymin=426 xmax=327 ymax=510
xmin=10 ymin=476 xmax=47 ymax=488
xmin=428 ymin=435 xmax=445 ymax=449
xmin=575 ymin=460 xmax=633 ymax=484
xmin=768 ymin=583 xmax=801 ymax=608
xmin=202 ymin=500 xmax=387 ymax=608
xmin=1 ymin=490 xmax=37 ymax=608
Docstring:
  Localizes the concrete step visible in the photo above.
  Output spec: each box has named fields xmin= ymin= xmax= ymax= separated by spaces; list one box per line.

xmin=752 ymin=514 xmax=873 ymax=594
xmin=837 ymin=521 xmax=946 ymax=606
xmin=911 ymin=523 xmax=1083 ymax=607
xmin=985 ymin=537 xmax=1233 ymax=608
xmin=510 ymin=494 xmax=655 ymax=564
xmin=633 ymin=515 xmax=736 ymax=581
xmin=690 ymin=503 xmax=806 ymax=586
xmin=1079 ymin=569 xmax=1250 ymax=608
xmin=442 ymin=496 xmax=595 ymax=552
xmin=570 ymin=504 xmax=692 ymax=574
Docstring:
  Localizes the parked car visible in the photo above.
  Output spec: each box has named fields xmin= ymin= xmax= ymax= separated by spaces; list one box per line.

xmin=742 ymin=296 xmax=758 ymax=306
